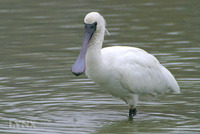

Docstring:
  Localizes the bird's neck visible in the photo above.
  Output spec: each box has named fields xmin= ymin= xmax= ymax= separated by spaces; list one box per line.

xmin=86 ymin=31 xmax=104 ymax=66
xmin=85 ymin=30 xmax=105 ymax=81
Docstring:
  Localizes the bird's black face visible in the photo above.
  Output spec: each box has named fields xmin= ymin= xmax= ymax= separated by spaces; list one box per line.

xmin=84 ymin=22 xmax=97 ymax=32
xmin=71 ymin=22 xmax=97 ymax=76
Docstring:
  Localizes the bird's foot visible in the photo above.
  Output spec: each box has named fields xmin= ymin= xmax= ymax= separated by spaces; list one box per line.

xmin=129 ymin=108 xmax=137 ymax=120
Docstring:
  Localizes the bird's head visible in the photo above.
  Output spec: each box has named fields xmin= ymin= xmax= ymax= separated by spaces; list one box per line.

xmin=71 ymin=12 xmax=109 ymax=76
xmin=84 ymin=12 xmax=106 ymax=34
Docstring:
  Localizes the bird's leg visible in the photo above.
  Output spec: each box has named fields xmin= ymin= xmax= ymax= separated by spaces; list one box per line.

xmin=129 ymin=108 xmax=137 ymax=118
xmin=132 ymin=108 xmax=137 ymax=116
xmin=129 ymin=109 xmax=133 ymax=117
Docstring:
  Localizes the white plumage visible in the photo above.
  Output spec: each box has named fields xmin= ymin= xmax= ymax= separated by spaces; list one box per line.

xmin=72 ymin=12 xmax=180 ymax=118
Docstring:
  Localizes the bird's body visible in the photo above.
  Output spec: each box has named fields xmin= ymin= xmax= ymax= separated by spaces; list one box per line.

xmin=86 ymin=45 xmax=179 ymax=108
xmin=72 ymin=12 xmax=180 ymax=118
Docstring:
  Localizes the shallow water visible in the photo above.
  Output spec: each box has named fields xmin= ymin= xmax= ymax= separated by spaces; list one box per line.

xmin=0 ymin=0 xmax=200 ymax=133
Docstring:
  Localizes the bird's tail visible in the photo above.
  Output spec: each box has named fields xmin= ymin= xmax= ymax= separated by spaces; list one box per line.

xmin=161 ymin=66 xmax=180 ymax=94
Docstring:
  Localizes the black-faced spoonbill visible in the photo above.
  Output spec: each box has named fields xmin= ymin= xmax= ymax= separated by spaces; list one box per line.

xmin=71 ymin=12 xmax=180 ymax=118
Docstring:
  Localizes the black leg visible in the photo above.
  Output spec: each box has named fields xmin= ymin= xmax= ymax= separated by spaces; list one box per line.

xmin=129 ymin=109 xmax=133 ymax=117
xmin=132 ymin=108 xmax=137 ymax=117
xmin=129 ymin=108 xmax=137 ymax=118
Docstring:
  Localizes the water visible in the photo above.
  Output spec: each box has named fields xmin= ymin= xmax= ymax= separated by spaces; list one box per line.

xmin=0 ymin=0 xmax=199 ymax=133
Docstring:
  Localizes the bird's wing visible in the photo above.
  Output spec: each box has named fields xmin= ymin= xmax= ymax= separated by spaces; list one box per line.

xmin=102 ymin=46 xmax=180 ymax=94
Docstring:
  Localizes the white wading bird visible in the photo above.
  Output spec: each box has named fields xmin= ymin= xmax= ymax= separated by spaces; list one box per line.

xmin=71 ymin=12 xmax=180 ymax=118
